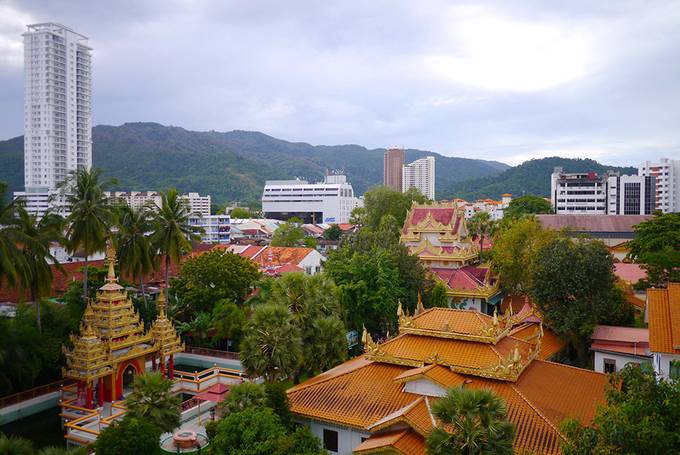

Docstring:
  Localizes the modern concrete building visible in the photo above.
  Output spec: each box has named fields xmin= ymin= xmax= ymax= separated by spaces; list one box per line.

xmin=606 ymin=174 xmax=656 ymax=215
xmin=188 ymin=214 xmax=230 ymax=244
xmin=402 ymin=156 xmax=435 ymax=200
xmin=383 ymin=147 xmax=405 ymax=192
xmin=262 ymin=174 xmax=362 ymax=224
xmin=105 ymin=191 xmax=162 ymax=211
xmin=638 ymin=158 xmax=680 ymax=213
xmin=15 ymin=23 xmax=92 ymax=218
xmin=550 ymin=167 xmax=610 ymax=214
xmin=181 ymin=192 xmax=211 ymax=217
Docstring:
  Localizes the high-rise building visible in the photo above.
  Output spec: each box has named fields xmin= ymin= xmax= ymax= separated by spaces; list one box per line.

xmin=15 ymin=23 xmax=92 ymax=217
xmin=403 ymin=156 xmax=435 ymax=200
xmin=383 ymin=147 xmax=405 ymax=192
xmin=606 ymin=174 xmax=656 ymax=215
xmin=638 ymin=158 xmax=680 ymax=213
xmin=104 ymin=191 xmax=212 ymax=217
xmin=551 ymin=167 xmax=610 ymax=214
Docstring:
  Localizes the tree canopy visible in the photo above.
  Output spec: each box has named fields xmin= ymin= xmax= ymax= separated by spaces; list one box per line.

xmin=361 ymin=186 xmax=428 ymax=230
xmin=94 ymin=417 xmax=161 ymax=455
xmin=530 ymin=237 xmax=633 ymax=364
xmin=271 ymin=221 xmax=305 ymax=247
xmin=503 ymin=194 xmax=553 ymax=219
xmin=562 ymin=365 xmax=680 ymax=455
xmin=230 ymin=207 xmax=251 ymax=219
xmin=124 ymin=371 xmax=181 ymax=433
xmin=426 ymin=387 xmax=515 ymax=455
xmin=627 ymin=212 xmax=680 ymax=284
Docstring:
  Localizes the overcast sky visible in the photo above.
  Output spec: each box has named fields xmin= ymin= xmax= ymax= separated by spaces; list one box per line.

xmin=1 ymin=0 xmax=679 ymax=166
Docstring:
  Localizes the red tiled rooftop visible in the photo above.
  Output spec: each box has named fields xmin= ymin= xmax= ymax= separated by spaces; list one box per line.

xmin=614 ymin=263 xmax=647 ymax=283
xmin=536 ymin=214 xmax=652 ymax=233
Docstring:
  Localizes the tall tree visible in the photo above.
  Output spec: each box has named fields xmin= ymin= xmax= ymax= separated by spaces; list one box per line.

xmin=62 ymin=168 xmax=113 ymax=301
xmin=16 ymin=210 xmax=64 ymax=332
xmin=562 ymin=365 xmax=680 ymax=455
xmin=0 ymin=182 xmax=30 ymax=288
xmin=271 ymin=221 xmax=305 ymax=247
xmin=124 ymin=371 xmax=181 ymax=433
xmin=219 ymin=382 xmax=267 ymax=415
xmin=152 ymin=188 xmax=197 ymax=287
xmin=429 ymin=281 xmax=450 ymax=308
xmin=467 ymin=211 xmax=496 ymax=261
xmin=362 ymin=185 xmax=428 ymax=231
xmin=530 ymin=237 xmax=630 ymax=364
xmin=491 ymin=217 xmax=557 ymax=295
xmin=94 ymin=417 xmax=161 ymax=455
xmin=115 ymin=204 xmax=156 ymax=306
xmin=240 ymin=303 xmax=302 ymax=382
xmin=627 ymin=212 xmax=680 ymax=285
xmin=427 ymin=387 xmax=515 ymax=455
xmin=503 ymin=194 xmax=553 ymax=220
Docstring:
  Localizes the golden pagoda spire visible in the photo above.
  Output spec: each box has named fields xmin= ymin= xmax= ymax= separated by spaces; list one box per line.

xmin=415 ymin=291 xmax=425 ymax=315
xmin=397 ymin=300 xmax=403 ymax=318
xmin=105 ymin=239 xmax=117 ymax=284
xmin=157 ymin=287 xmax=167 ymax=318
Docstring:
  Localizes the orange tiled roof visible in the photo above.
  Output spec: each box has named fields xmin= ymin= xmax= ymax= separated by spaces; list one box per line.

xmin=394 ymin=364 xmax=465 ymax=390
xmin=647 ymin=283 xmax=680 ymax=354
xmin=368 ymin=396 xmax=435 ymax=436
xmin=510 ymin=323 xmax=566 ymax=360
xmin=354 ymin=430 xmax=424 ymax=455
xmin=405 ymin=307 xmax=499 ymax=336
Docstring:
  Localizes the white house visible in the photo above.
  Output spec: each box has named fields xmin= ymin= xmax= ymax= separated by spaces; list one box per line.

xmin=590 ymin=325 xmax=651 ymax=374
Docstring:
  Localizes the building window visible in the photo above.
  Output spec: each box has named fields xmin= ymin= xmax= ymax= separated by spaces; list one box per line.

xmin=603 ymin=358 xmax=616 ymax=374
xmin=323 ymin=429 xmax=338 ymax=452
xmin=670 ymin=360 xmax=680 ymax=379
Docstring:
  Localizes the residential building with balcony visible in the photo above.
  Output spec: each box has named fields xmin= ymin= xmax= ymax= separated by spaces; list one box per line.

xmin=639 ymin=158 xmax=680 ymax=213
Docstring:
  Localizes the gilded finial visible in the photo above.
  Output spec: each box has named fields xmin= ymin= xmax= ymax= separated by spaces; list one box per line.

xmin=493 ymin=308 xmax=498 ymax=326
xmin=415 ymin=291 xmax=425 ymax=315
xmin=105 ymin=238 xmax=117 ymax=283
xmin=157 ymin=288 xmax=167 ymax=317
xmin=397 ymin=300 xmax=403 ymax=318
xmin=513 ymin=345 xmax=521 ymax=364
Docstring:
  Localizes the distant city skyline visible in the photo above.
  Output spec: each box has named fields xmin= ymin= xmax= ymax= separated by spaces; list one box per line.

xmin=1 ymin=1 xmax=680 ymax=166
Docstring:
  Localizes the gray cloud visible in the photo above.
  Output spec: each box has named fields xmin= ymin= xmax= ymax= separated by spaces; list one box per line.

xmin=1 ymin=0 xmax=680 ymax=166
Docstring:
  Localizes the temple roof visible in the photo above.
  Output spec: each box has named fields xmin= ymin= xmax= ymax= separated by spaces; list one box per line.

xmin=288 ymin=304 xmax=604 ymax=454
xmin=647 ymin=283 xmax=680 ymax=354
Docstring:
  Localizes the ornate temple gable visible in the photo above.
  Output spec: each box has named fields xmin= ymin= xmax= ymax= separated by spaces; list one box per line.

xmin=362 ymin=304 xmax=545 ymax=382
xmin=398 ymin=306 xmax=512 ymax=344
xmin=410 ymin=238 xmax=478 ymax=263
xmin=400 ymin=201 xmax=468 ymax=245
xmin=151 ymin=290 xmax=184 ymax=357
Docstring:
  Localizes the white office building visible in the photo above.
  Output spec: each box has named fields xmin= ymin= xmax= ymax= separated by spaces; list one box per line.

xmin=189 ymin=215 xmax=231 ymax=244
xmin=262 ymin=174 xmax=362 ymax=224
xmin=181 ymin=192 xmax=211 ymax=217
xmin=639 ymin=158 xmax=680 ymax=213
xmin=403 ymin=156 xmax=435 ymax=200
xmin=551 ymin=167 xmax=611 ymax=214
xmin=15 ymin=23 xmax=92 ymax=218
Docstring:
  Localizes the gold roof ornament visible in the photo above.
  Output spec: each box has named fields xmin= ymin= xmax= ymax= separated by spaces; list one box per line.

xmin=397 ymin=301 xmax=403 ymax=318
xmin=415 ymin=292 xmax=425 ymax=316
xmin=493 ymin=308 xmax=499 ymax=327
xmin=151 ymin=288 xmax=184 ymax=357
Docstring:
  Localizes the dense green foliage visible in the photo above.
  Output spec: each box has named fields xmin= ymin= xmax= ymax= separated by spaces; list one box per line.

xmin=562 ymin=365 xmax=680 ymax=455
xmin=171 ymin=249 xmax=261 ymax=316
xmin=503 ymin=194 xmax=553 ymax=219
xmin=323 ymin=224 xmax=342 ymax=240
xmin=124 ymin=372 xmax=181 ymax=433
xmin=326 ymin=189 xmax=435 ymax=336
xmin=627 ymin=212 xmax=680 ymax=284
xmin=62 ymin=168 xmax=115 ymax=300
xmin=229 ymin=207 xmax=251 ymax=219
xmin=491 ymin=218 xmax=558 ymax=294
xmin=441 ymin=157 xmax=636 ymax=200
xmin=241 ymin=273 xmax=347 ymax=382
xmin=271 ymin=221 xmax=305 ymax=247
xmin=0 ymin=123 xmax=508 ymax=204
xmin=115 ymin=204 xmax=156 ymax=306
xmin=0 ymin=433 xmax=87 ymax=455
xmin=530 ymin=237 xmax=634 ymax=364
xmin=94 ymin=417 xmax=161 ymax=455
xmin=426 ymin=387 xmax=515 ymax=455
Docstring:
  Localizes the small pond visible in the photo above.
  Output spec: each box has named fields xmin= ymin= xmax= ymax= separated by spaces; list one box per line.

xmin=0 ymin=406 xmax=65 ymax=449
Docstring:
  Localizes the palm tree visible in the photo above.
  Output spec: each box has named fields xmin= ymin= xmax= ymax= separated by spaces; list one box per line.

xmin=115 ymin=204 xmax=156 ymax=306
xmin=125 ymin=371 xmax=181 ymax=433
xmin=0 ymin=182 xmax=28 ymax=288
xmin=152 ymin=188 xmax=197 ymax=288
xmin=218 ymin=382 xmax=266 ymax=415
xmin=467 ymin=212 xmax=496 ymax=261
xmin=426 ymin=387 xmax=515 ymax=455
xmin=16 ymin=210 xmax=64 ymax=332
xmin=61 ymin=168 xmax=113 ymax=301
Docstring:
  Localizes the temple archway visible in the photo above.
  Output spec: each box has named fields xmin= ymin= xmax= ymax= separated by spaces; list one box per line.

xmin=122 ymin=365 xmax=137 ymax=392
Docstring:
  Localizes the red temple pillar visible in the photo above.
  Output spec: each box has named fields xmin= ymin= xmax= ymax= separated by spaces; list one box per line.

xmin=111 ymin=372 xmax=116 ymax=403
xmin=169 ymin=355 xmax=174 ymax=379
xmin=86 ymin=383 xmax=93 ymax=409
xmin=98 ymin=377 xmax=104 ymax=407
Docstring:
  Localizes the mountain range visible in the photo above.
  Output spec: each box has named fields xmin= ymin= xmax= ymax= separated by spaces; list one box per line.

xmin=0 ymin=122 xmax=637 ymax=205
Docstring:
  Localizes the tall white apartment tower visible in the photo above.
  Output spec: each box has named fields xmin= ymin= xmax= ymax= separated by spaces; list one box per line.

xmin=403 ymin=156 xmax=435 ymax=200
xmin=638 ymin=158 xmax=680 ymax=213
xmin=16 ymin=23 xmax=92 ymax=216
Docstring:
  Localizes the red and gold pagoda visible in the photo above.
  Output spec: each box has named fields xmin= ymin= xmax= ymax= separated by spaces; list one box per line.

xmin=62 ymin=242 xmax=184 ymax=408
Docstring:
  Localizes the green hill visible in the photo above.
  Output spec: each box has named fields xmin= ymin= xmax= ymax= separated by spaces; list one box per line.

xmin=0 ymin=122 xmax=508 ymax=205
xmin=440 ymin=157 xmax=638 ymax=200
